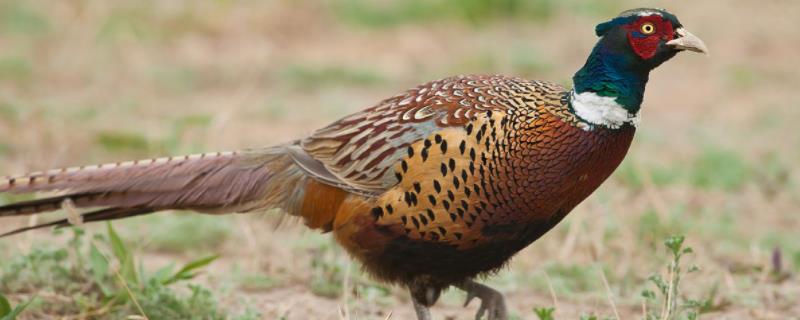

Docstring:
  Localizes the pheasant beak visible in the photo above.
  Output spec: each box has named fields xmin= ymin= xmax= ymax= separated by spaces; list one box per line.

xmin=667 ymin=28 xmax=709 ymax=55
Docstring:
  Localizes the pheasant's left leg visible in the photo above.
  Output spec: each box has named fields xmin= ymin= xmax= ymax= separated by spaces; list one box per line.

xmin=456 ymin=279 xmax=508 ymax=320
xmin=408 ymin=283 xmax=440 ymax=320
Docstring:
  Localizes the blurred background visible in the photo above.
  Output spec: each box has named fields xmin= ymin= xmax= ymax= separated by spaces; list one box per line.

xmin=0 ymin=0 xmax=798 ymax=319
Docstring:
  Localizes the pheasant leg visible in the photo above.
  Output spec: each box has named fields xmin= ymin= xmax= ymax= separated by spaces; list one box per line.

xmin=457 ymin=279 xmax=508 ymax=320
xmin=411 ymin=294 xmax=432 ymax=320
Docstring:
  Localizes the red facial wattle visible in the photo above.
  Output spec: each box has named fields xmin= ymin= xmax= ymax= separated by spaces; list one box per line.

xmin=626 ymin=16 xmax=674 ymax=59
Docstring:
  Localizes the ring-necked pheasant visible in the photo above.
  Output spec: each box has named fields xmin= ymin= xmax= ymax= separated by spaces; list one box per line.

xmin=0 ymin=8 xmax=706 ymax=320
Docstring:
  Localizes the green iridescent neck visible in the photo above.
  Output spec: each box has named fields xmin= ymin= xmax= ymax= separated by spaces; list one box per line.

xmin=572 ymin=41 xmax=650 ymax=114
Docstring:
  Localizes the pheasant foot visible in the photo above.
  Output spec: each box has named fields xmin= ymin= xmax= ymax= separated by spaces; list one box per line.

xmin=457 ymin=279 xmax=508 ymax=320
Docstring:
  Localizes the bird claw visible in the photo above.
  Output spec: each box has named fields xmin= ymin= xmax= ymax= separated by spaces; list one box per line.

xmin=459 ymin=280 xmax=508 ymax=320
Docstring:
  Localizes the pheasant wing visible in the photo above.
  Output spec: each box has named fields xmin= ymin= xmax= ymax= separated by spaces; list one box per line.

xmin=298 ymin=75 xmax=536 ymax=195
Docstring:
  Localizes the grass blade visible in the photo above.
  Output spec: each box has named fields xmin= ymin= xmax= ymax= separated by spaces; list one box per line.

xmin=106 ymin=222 xmax=138 ymax=285
xmin=163 ymin=255 xmax=219 ymax=285
xmin=0 ymin=294 xmax=10 ymax=317
xmin=0 ymin=294 xmax=32 ymax=320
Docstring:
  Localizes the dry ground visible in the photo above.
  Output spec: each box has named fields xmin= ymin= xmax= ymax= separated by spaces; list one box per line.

xmin=1 ymin=0 xmax=798 ymax=319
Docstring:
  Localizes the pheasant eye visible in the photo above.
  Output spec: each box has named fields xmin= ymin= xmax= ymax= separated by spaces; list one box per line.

xmin=640 ymin=22 xmax=656 ymax=35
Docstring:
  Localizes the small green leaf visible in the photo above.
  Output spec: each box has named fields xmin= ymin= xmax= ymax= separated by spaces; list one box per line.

xmin=151 ymin=264 xmax=176 ymax=284
xmin=89 ymin=243 xmax=113 ymax=297
xmin=8 ymin=302 xmax=32 ymax=320
xmin=163 ymin=255 xmax=219 ymax=285
xmin=106 ymin=222 xmax=127 ymax=262
xmin=0 ymin=294 xmax=11 ymax=316
xmin=533 ymin=307 xmax=556 ymax=320
xmin=106 ymin=222 xmax=138 ymax=285
xmin=664 ymin=235 xmax=685 ymax=254
xmin=0 ymin=294 xmax=32 ymax=320
xmin=648 ymin=274 xmax=668 ymax=294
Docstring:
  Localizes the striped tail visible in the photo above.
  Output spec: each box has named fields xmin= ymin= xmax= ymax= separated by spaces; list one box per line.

xmin=0 ymin=147 xmax=310 ymax=237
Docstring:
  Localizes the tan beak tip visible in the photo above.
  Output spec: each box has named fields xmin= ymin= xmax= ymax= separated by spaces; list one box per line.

xmin=666 ymin=27 xmax=709 ymax=56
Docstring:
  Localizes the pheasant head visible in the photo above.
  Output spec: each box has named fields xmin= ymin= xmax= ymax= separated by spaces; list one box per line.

xmin=571 ymin=8 xmax=708 ymax=128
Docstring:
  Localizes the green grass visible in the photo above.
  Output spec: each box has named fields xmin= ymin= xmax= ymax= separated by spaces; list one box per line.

xmin=751 ymin=152 xmax=790 ymax=196
xmin=280 ymin=64 xmax=387 ymax=88
xmin=135 ymin=213 xmax=233 ymax=254
xmin=533 ymin=306 xmax=556 ymax=320
xmin=0 ymin=56 xmax=33 ymax=84
xmin=561 ymin=0 xmax=627 ymax=18
xmin=616 ymin=159 xmax=682 ymax=190
xmin=540 ymin=263 xmax=603 ymax=296
xmin=94 ymin=112 xmax=214 ymax=156
xmin=0 ymin=1 xmax=50 ymax=36
xmin=231 ymin=271 xmax=281 ymax=292
xmin=163 ymin=114 xmax=214 ymax=154
xmin=94 ymin=2 xmax=236 ymax=44
xmin=0 ymin=292 xmax=32 ymax=320
xmin=95 ymin=4 xmax=155 ymax=43
xmin=690 ymin=147 xmax=750 ymax=191
xmin=616 ymin=146 xmax=751 ymax=192
xmin=725 ymin=65 xmax=758 ymax=90
xmin=510 ymin=45 xmax=553 ymax=77
xmin=0 ymin=101 xmax=20 ymax=121
xmin=96 ymin=130 xmax=152 ymax=153
xmin=637 ymin=208 xmax=690 ymax=251
xmin=331 ymin=0 xmax=558 ymax=27
xmin=641 ymin=235 xmax=709 ymax=320
xmin=297 ymin=233 xmax=393 ymax=304
xmin=261 ymin=102 xmax=289 ymax=120
xmin=0 ymin=224 xmax=254 ymax=319
xmin=447 ymin=52 xmax=500 ymax=74
xmin=150 ymin=65 xmax=198 ymax=93
xmin=793 ymin=251 xmax=800 ymax=272
xmin=308 ymin=241 xmax=346 ymax=298
xmin=758 ymin=233 xmax=800 ymax=278
xmin=0 ymin=144 xmax=11 ymax=157
xmin=440 ymin=46 xmax=553 ymax=79
xmin=521 ymin=236 xmax=709 ymax=320
xmin=331 ymin=0 xmax=628 ymax=28
xmin=579 ymin=314 xmax=614 ymax=320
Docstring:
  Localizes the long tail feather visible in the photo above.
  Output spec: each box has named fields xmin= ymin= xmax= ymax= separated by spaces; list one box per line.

xmin=0 ymin=207 xmax=154 ymax=238
xmin=1 ymin=151 xmax=242 ymax=194
xmin=0 ymin=194 xmax=82 ymax=216
xmin=0 ymin=147 xmax=312 ymax=237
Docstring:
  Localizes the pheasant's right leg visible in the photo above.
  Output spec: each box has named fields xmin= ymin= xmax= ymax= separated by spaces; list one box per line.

xmin=411 ymin=295 xmax=432 ymax=320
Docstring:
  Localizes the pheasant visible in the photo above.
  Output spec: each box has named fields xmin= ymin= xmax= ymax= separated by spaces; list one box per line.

xmin=0 ymin=8 xmax=706 ymax=320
